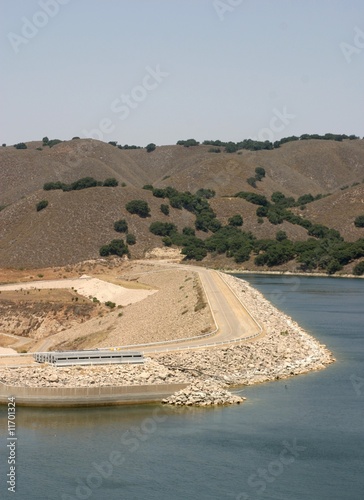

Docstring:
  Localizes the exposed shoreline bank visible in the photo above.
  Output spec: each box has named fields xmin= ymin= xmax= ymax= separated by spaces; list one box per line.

xmin=0 ymin=274 xmax=335 ymax=407
xmin=221 ymin=268 xmax=364 ymax=279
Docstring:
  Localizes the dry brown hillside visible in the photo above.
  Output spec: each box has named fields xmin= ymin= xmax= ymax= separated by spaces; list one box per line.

xmin=1 ymin=138 xmax=364 ymax=268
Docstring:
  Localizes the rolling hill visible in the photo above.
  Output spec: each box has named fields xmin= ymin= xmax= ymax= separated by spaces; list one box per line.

xmin=1 ymin=138 xmax=364 ymax=270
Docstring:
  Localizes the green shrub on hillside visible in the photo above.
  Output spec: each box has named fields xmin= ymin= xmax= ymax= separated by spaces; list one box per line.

xmin=353 ymin=261 xmax=364 ymax=275
xmin=276 ymin=230 xmax=288 ymax=241
xmin=255 ymin=167 xmax=266 ymax=181
xmin=36 ymin=200 xmax=48 ymax=212
xmin=114 ymin=219 xmax=128 ymax=233
xmin=247 ymin=177 xmax=257 ymax=188
xmin=235 ymin=192 xmax=269 ymax=206
xmin=105 ymin=301 xmax=116 ymax=308
xmin=126 ymin=234 xmax=136 ymax=245
xmin=354 ymin=215 xmax=364 ymax=228
xmin=152 ymin=188 xmax=166 ymax=198
xmin=14 ymin=142 xmax=27 ymax=149
xmin=160 ymin=204 xmax=170 ymax=216
xmin=162 ymin=236 xmax=172 ymax=246
xmin=228 ymin=214 xmax=243 ymax=227
xmin=270 ymin=192 xmax=295 ymax=207
xmin=117 ymin=144 xmax=141 ymax=150
xmin=177 ymin=139 xmax=199 ymax=147
xmin=254 ymin=240 xmax=295 ymax=267
xmin=182 ymin=246 xmax=207 ymax=261
xmin=125 ymin=200 xmax=150 ymax=218
xmin=43 ymin=181 xmax=66 ymax=191
xmin=149 ymin=222 xmax=177 ymax=236
xmin=47 ymin=139 xmax=62 ymax=148
xmin=43 ymin=177 xmax=118 ymax=192
xmin=297 ymin=193 xmax=314 ymax=205
xmin=195 ymin=188 xmax=216 ymax=199
xmin=146 ymin=143 xmax=156 ymax=152
xmin=183 ymin=227 xmax=195 ymax=236
xmin=103 ymin=178 xmax=118 ymax=187
xmin=99 ymin=239 xmax=129 ymax=257
xmin=70 ymin=177 xmax=98 ymax=190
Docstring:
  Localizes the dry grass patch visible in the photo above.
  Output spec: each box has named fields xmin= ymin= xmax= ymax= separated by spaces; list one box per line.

xmin=53 ymin=329 xmax=110 ymax=351
xmin=0 ymin=288 xmax=89 ymax=304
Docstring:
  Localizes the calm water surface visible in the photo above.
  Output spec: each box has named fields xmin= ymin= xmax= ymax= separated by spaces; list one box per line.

xmin=0 ymin=274 xmax=363 ymax=500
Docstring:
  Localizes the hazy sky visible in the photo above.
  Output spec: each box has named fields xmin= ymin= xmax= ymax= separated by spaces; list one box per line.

xmin=1 ymin=0 xmax=364 ymax=146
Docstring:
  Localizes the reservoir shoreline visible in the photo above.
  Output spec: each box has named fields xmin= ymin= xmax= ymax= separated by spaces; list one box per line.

xmin=0 ymin=273 xmax=335 ymax=407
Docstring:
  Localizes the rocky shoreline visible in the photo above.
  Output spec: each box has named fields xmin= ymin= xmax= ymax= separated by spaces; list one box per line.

xmin=162 ymin=379 xmax=245 ymax=406
xmin=0 ymin=274 xmax=335 ymax=406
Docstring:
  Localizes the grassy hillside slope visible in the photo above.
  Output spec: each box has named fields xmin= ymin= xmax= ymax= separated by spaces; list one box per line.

xmin=1 ymin=138 xmax=364 ymax=269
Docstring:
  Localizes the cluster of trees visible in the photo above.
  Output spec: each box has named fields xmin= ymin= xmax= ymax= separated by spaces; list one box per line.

xmin=202 ymin=133 xmax=360 ymax=153
xmin=143 ymin=183 xmax=364 ymax=273
xmin=204 ymin=139 xmax=274 ymax=152
xmin=236 ymin=190 xmax=329 ymax=212
xmin=149 ymin=215 xmax=364 ymax=273
xmin=235 ymin=191 xmax=269 ymax=206
xmin=113 ymin=219 xmax=136 ymax=244
xmin=150 ymin=222 xmax=177 ymax=236
xmin=144 ymin=185 xmax=215 ymax=203
xmin=125 ymin=200 xmax=150 ymax=218
xmin=112 ymin=142 xmax=155 ymax=152
xmin=143 ymin=185 xmax=219 ymax=232
xmin=43 ymin=177 xmax=118 ymax=191
xmin=42 ymin=137 xmax=62 ymax=148
xmin=247 ymin=167 xmax=266 ymax=188
xmin=160 ymin=227 xmax=208 ymax=261
xmin=13 ymin=142 xmax=27 ymax=149
xmin=108 ymin=141 xmax=141 ymax=150
xmin=236 ymin=191 xmax=342 ymax=241
xmin=99 ymin=239 xmax=129 ymax=258
xmin=177 ymin=139 xmax=200 ymax=147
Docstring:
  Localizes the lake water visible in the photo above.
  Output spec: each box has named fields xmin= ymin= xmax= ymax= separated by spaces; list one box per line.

xmin=0 ymin=274 xmax=363 ymax=500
